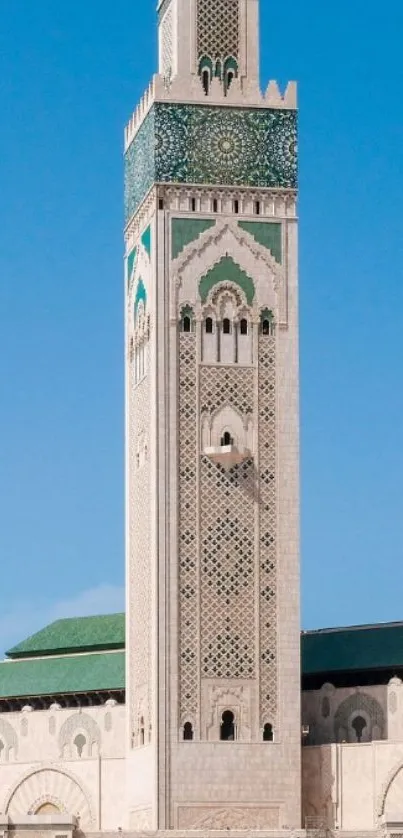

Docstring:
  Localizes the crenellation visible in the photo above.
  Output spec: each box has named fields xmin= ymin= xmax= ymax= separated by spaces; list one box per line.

xmin=125 ymin=76 xmax=298 ymax=152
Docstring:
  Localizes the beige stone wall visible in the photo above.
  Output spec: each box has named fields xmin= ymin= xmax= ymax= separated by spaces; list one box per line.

xmin=0 ymin=704 xmax=125 ymax=832
xmin=302 ymin=738 xmax=403 ymax=831
xmin=302 ymin=683 xmax=387 ymax=745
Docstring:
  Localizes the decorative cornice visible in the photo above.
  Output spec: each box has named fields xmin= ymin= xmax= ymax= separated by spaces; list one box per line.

xmin=174 ymin=219 xmax=284 ymax=293
xmin=125 ymin=76 xmax=298 ymax=151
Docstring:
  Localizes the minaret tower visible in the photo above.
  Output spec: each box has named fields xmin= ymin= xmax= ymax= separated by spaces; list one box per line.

xmin=125 ymin=0 xmax=299 ymax=831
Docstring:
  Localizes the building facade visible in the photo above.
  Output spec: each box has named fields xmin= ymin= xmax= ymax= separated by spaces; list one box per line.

xmin=125 ymin=0 xmax=299 ymax=831
xmin=2 ymin=3 xmax=403 ymax=838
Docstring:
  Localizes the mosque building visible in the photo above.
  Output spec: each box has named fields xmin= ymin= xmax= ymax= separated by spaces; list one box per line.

xmin=1 ymin=1 xmax=403 ymax=836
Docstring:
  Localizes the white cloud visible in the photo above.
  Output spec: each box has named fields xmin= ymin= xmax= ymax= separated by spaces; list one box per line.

xmin=0 ymin=584 xmax=125 ymax=658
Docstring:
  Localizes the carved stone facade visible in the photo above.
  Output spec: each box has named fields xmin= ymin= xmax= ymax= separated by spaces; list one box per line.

xmin=0 ymin=704 xmax=126 ymax=832
xmin=125 ymin=0 xmax=300 ymax=829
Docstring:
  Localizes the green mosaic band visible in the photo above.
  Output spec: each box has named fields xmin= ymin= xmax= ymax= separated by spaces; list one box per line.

xmin=125 ymin=102 xmax=297 ymax=223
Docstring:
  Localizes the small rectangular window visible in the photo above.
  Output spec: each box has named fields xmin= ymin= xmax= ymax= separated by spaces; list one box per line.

xmin=254 ymin=200 xmax=261 ymax=215
xmin=191 ymin=197 xmax=196 ymax=212
xmin=158 ymin=198 xmax=164 ymax=210
xmin=233 ymin=199 xmax=239 ymax=214
xmin=213 ymin=199 xmax=218 ymax=213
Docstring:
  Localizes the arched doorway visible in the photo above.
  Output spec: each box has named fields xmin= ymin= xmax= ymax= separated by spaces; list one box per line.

xmin=35 ymin=802 xmax=61 ymax=815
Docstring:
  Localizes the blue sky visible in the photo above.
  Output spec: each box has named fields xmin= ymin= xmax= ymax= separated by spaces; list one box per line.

xmin=0 ymin=0 xmax=402 ymax=655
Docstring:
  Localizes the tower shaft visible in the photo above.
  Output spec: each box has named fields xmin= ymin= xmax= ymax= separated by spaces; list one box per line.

xmin=125 ymin=0 xmax=300 ymax=830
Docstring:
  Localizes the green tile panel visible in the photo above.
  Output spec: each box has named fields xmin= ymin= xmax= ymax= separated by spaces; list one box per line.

xmin=7 ymin=613 xmax=125 ymax=659
xmin=0 ymin=651 xmax=125 ymax=699
xmin=141 ymin=225 xmax=151 ymax=258
xmin=127 ymin=246 xmax=137 ymax=283
xmin=172 ymin=218 xmax=215 ymax=260
xmin=199 ymin=256 xmax=255 ymax=305
xmin=125 ymin=103 xmax=297 ymax=222
xmin=238 ymin=221 xmax=282 ymax=264
xmin=302 ymin=622 xmax=403 ymax=675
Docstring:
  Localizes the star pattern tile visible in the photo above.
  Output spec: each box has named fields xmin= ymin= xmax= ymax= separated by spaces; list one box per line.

xmin=125 ymin=103 xmax=297 ymax=223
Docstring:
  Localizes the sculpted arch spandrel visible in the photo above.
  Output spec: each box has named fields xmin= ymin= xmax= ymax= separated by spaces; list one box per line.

xmin=3 ymin=766 xmax=95 ymax=829
xmin=377 ymin=759 xmax=403 ymax=820
xmin=171 ymin=220 xmax=286 ymax=324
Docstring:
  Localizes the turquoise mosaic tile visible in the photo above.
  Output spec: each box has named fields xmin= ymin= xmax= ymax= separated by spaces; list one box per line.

xmin=125 ymin=103 xmax=297 ymax=223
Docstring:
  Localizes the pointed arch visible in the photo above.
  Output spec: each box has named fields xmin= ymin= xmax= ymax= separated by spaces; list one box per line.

xmin=199 ymin=256 xmax=255 ymax=305
xmin=134 ymin=278 xmax=147 ymax=319
xmin=3 ymin=767 xmax=95 ymax=829
xmin=58 ymin=712 xmax=101 ymax=759
xmin=173 ymin=220 xmax=285 ymax=324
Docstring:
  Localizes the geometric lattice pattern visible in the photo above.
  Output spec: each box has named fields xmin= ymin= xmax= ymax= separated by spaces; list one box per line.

xmin=160 ymin=4 xmax=173 ymax=78
xmin=199 ymin=365 xmax=255 ymax=679
xmin=179 ymin=334 xmax=199 ymax=724
xmin=200 ymin=456 xmax=255 ymax=678
xmin=258 ymin=335 xmax=278 ymax=729
xmin=200 ymin=365 xmax=253 ymax=415
xmin=129 ymin=370 xmax=152 ymax=744
xmin=196 ymin=0 xmax=239 ymax=61
xmin=125 ymin=104 xmax=297 ymax=221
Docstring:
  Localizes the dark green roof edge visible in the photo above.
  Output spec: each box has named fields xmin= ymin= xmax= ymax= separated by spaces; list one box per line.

xmin=7 ymin=613 xmax=125 ymax=660
xmin=0 ymin=651 xmax=125 ymax=699
xmin=302 ymin=620 xmax=403 ymax=676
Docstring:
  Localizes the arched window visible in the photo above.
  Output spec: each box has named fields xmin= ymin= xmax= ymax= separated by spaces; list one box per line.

xmin=205 ymin=317 xmax=214 ymax=334
xmin=181 ymin=307 xmax=194 ymax=333
xmin=223 ymin=58 xmax=238 ymax=95
xmin=263 ymin=723 xmax=274 ymax=742
xmin=74 ymin=733 xmax=86 ymax=757
xmin=261 ymin=311 xmax=274 ymax=336
xmin=223 ymin=318 xmax=231 ymax=335
xmin=140 ymin=717 xmax=145 ymax=746
xmin=221 ymin=431 xmax=233 ymax=447
xmin=352 ymin=715 xmax=367 ymax=743
xmin=220 ymin=710 xmax=235 ymax=741
xmin=183 ymin=722 xmax=194 ymax=741
xmin=226 ymin=70 xmax=234 ymax=90
xmin=240 ymin=319 xmax=248 ymax=336
xmin=35 ymin=803 xmax=60 ymax=815
xmin=202 ymin=69 xmax=210 ymax=95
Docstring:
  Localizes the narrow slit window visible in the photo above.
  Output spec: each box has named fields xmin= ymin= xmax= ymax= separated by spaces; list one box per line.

xmin=158 ymin=198 xmax=164 ymax=210
xmin=191 ymin=197 xmax=196 ymax=212
xmin=182 ymin=316 xmax=191 ymax=333
xmin=220 ymin=710 xmax=235 ymax=741
xmin=254 ymin=200 xmax=261 ymax=215
xmin=213 ymin=198 xmax=218 ymax=213
xmin=240 ymin=319 xmax=248 ymax=335
xmin=183 ymin=722 xmax=194 ymax=741
xmin=223 ymin=318 xmax=231 ymax=334
xmin=221 ymin=431 xmax=233 ymax=447
xmin=202 ymin=69 xmax=209 ymax=95
xmin=205 ymin=317 xmax=213 ymax=334
xmin=233 ymin=199 xmax=239 ymax=214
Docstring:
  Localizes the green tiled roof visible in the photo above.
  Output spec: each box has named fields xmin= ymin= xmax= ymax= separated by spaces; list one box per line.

xmin=302 ymin=622 xmax=403 ymax=675
xmin=0 ymin=651 xmax=125 ymax=699
xmin=7 ymin=613 xmax=125 ymax=659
